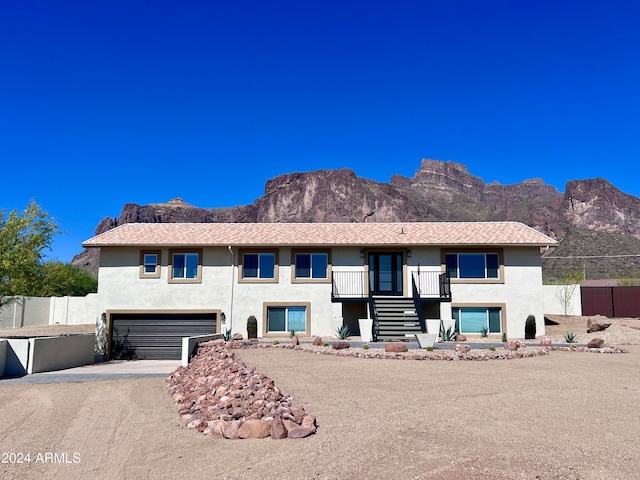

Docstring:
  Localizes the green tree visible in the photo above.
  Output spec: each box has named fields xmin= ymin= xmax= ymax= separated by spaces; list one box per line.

xmin=0 ymin=200 xmax=61 ymax=307
xmin=39 ymin=261 xmax=98 ymax=297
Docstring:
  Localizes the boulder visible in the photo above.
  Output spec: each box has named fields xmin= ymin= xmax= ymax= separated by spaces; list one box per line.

xmin=287 ymin=426 xmax=316 ymax=439
xmin=587 ymin=318 xmax=611 ymax=333
xmin=385 ymin=343 xmax=408 ymax=353
xmin=332 ymin=342 xmax=350 ymax=350
xmin=587 ymin=338 xmax=605 ymax=348
xmin=455 ymin=344 xmax=470 ymax=353
xmin=232 ymin=333 xmax=244 ymax=341
xmin=540 ymin=336 xmax=552 ymax=346
xmin=312 ymin=336 xmax=323 ymax=346
xmin=221 ymin=420 xmax=242 ymax=439
xmin=238 ymin=419 xmax=271 ymax=439
xmin=455 ymin=334 xmax=467 ymax=342
xmin=270 ymin=415 xmax=288 ymax=439
xmin=291 ymin=335 xmax=299 ymax=346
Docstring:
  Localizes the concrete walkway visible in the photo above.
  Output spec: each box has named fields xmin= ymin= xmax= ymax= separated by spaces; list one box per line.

xmin=0 ymin=360 xmax=181 ymax=385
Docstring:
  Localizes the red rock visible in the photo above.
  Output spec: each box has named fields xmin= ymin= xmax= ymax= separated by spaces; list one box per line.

xmin=301 ymin=414 xmax=316 ymax=429
xmin=540 ymin=336 xmax=552 ymax=346
xmin=232 ymin=333 xmax=244 ymax=341
xmin=587 ymin=338 xmax=605 ymax=348
xmin=332 ymin=342 xmax=350 ymax=350
xmin=292 ymin=335 xmax=299 ymax=346
xmin=312 ymin=336 xmax=323 ymax=346
xmin=385 ymin=343 xmax=408 ymax=353
xmin=271 ymin=415 xmax=287 ymax=439
xmin=455 ymin=334 xmax=467 ymax=342
xmin=455 ymin=344 xmax=470 ymax=353
xmin=238 ymin=419 xmax=271 ymax=439
xmin=221 ymin=420 xmax=242 ymax=439
xmin=287 ymin=426 xmax=316 ymax=438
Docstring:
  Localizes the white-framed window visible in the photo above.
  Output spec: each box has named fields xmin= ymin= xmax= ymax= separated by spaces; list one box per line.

xmin=445 ymin=253 xmax=500 ymax=279
xmin=169 ymin=249 xmax=202 ymax=283
xmin=294 ymin=252 xmax=328 ymax=279
xmin=139 ymin=250 xmax=161 ymax=278
xmin=266 ymin=305 xmax=308 ymax=334
xmin=453 ymin=307 xmax=502 ymax=334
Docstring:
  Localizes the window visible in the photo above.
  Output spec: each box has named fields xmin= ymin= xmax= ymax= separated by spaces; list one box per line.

xmin=168 ymin=249 xmax=202 ymax=283
xmin=445 ymin=252 xmax=500 ymax=279
xmin=139 ymin=250 xmax=161 ymax=278
xmin=293 ymin=251 xmax=330 ymax=282
xmin=239 ymin=249 xmax=279 ymax=282
xmin=264 ymin=304 xmax=309 ymax=335
xmin=453 ymin=307 xmax=502 ymax=334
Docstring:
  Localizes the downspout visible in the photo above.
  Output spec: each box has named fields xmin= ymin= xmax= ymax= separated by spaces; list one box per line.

xmin=227 ymin=246 xmax=235 ymax=334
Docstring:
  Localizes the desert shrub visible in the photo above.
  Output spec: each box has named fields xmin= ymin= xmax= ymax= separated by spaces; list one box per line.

xmin=224 ymin=329 xmax=233 ymax=342
xmin=323 ymin=342 xmax=329 ymax=347
xmin=335 ymin=325 xmax=351 ymax=340
xmin=426 ymin=346 xmax=434 ymax=352
xmin=501 ymin=332 xmax=507 ymax=343
xmin=564 ymin=332 xmax=577 ymax=343
xmin=439 ymin=323 xmax=456 ymax=342
xmin=525 ymin=315 xmax=536 ymax=340
xmin=247 ymin=315 xmax=258 ymax=339
xmin=488 ymin=346 xmax=496 ymax=352
xmin=362 ymin=344 xmax=370 ymax=350
xmin=480 ymin=327 xmax=488 ymax=338
xmin=272 ymin=340 xmax=280 ymax=345
xmin=289 ymin=329 xmax=296 ymax=338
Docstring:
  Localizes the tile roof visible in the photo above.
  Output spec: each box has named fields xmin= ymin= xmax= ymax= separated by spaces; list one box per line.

xmin=82 ymin=222 xmax=557 ymax=248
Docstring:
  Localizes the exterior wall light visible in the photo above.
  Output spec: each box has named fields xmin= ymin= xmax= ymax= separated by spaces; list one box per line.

xmin=360 ymin=249 xmax=365 ymax=258
xmin=407 ymin=250 xmax=412 ymax=258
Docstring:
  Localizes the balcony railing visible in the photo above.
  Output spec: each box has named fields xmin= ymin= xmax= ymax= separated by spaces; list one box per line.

xmin=331 ymin=270 xmax=450 ymax=299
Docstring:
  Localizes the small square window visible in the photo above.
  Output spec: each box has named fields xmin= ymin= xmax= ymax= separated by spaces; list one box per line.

xmin=139 ymin=250 xmax=161 ymax=278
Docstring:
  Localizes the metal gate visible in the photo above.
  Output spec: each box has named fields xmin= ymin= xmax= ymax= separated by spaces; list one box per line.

xmin=581 ymin=286 xmax=640 ymax=318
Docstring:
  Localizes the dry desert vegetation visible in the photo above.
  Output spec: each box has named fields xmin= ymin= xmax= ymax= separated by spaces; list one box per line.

xmin=1 ymin=315 xmax=640 ymax=480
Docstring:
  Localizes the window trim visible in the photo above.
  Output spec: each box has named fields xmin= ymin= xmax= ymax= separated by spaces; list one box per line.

xmin=441 ymin=248 xmax=504 ymax=284
xmin=238 ymin=248 xmax=279 ymax=283
xmin=451 ymin=303 xmax=506 ymax=335
xmin=262 ymin=302 xmax=311 ymax=337
xmin=291 ymin=249 xmax=332 ymax=284
xmin=168 ymin=248 xmax=203 ymax=284
xmin=139 ymin=250 xmax=161 ymax=279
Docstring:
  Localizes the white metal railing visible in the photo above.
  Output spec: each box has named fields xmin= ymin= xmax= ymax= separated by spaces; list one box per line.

xmin=332 ymin=271 xmax=367 ymax=298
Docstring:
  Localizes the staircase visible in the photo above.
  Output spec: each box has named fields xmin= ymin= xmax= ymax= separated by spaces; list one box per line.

xmin=372 ymin=297 xmax=423 ymax=341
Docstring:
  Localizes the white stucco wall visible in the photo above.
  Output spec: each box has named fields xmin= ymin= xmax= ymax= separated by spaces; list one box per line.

xmin=95 ymin=244 xmax=548 ymax=347
xmin=448 ymin=247 xmax=546 ymax=338
xmin=542 ymin=284 xmax=582 ymax=316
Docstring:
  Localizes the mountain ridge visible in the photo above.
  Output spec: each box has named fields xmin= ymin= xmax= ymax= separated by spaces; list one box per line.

xmin=72 ymin=158 xmax=640 ymax=281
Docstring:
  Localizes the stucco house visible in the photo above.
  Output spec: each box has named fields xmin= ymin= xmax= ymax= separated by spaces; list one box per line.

xmin=82 ymin=221 xmax=557 ymax=360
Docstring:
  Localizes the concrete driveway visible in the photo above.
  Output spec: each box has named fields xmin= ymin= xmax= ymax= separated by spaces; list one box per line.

xmin=0 ymin=360 xmax=181 ymax=385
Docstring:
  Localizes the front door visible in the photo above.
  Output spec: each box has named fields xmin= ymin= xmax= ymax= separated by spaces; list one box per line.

xmin=369 ymin=252 xmax=403 ymax=296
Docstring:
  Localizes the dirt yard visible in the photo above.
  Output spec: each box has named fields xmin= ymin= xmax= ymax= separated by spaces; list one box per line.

xmin=1 ymin=317 xmax=639 ymax=480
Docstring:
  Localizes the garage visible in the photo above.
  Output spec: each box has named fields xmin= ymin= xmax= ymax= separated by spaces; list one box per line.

xmin=110 ymin=312 xmax=219 ymax=360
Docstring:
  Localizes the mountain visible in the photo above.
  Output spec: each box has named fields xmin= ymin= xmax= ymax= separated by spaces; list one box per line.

xmin=73 ymin=159 xmax=640 ymax=281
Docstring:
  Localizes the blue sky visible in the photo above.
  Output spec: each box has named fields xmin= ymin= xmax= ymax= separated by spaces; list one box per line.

xmin=1 ymin=0 xmax=639 ymax=262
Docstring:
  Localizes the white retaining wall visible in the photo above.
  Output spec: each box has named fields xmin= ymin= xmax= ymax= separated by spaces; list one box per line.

xmin=0 ymin=294 xmax=97 ymax=329
xmin=181 ymin=333 xmax=224 ymax=367
xmin=28 ymin=334 xmax=95 ymax=374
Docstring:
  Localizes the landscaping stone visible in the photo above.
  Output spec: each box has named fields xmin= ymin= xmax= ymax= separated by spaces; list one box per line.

xmin=540 ymin=336 xmax=552 ymax=346
xmin=292 ymin=335 xmax=299 ymax=346
xmin=455 ymin=344 xmax=470 ymax=353
xmin=166 ymin=341 xmax=316 ymax=440
xmin=312 ymin=336 xmax=323 ymax=346
xmin=455 ymin=334 xmax=467 ymax=342
xmin=232 ymin=333 xmax=244 ymax=340
xmin=332 ymin=342 xmax=350 ymax=350
xmin=385 ymin=343 xmax=408 ymax=353
xmin=587 ymin=338 xmax=605 ymax=348
xmin=587 ymin=318 xmax=611 ymax=333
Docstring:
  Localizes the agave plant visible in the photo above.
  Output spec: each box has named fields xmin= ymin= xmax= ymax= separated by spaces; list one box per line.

xmin=439 ymin=323 xmax=456 ymax=342
xmin=335 ymin=325 xmax=351 ymax=340
xmin=564 ymin=332 xmax=577 ymax=343
xmin=480 ymin=327 xmax=489 ymax=338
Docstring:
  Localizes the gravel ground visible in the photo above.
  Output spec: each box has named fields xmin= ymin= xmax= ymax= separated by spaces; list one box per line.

xmin=1 ymin=316 xmax=639 ymax=480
